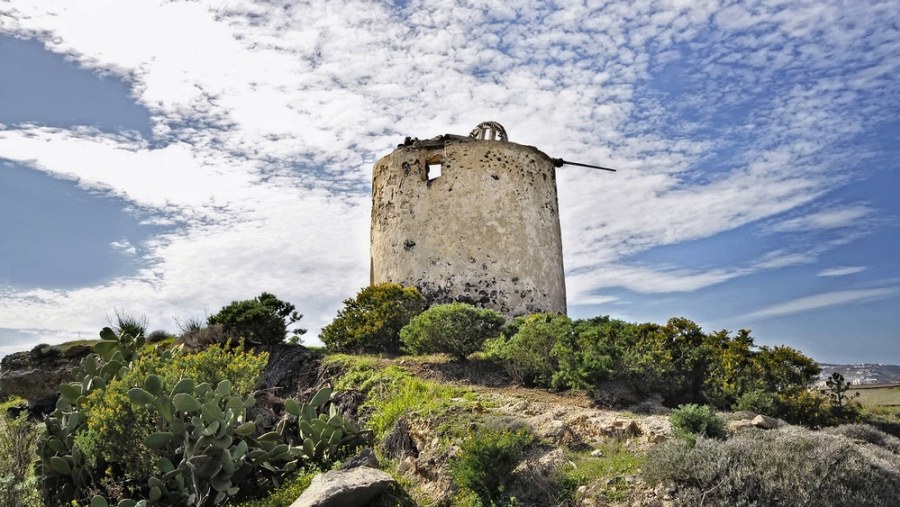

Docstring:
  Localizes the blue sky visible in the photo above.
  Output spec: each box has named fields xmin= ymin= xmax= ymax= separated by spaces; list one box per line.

xmin=0 ymin=0 xmax=898 ymax=364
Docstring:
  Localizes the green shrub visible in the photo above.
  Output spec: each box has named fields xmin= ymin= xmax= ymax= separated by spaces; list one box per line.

xmin=736 ymin=387 xmax=839 ymax=429
xmin=491 ymin=314 xmax=824 ymax=419
xmin=146 ymin=329 xmax=172 ymax=343
xmin=400 ymin=303 xmax=504 ymax=360
xmin=208 ymin=292 xmax=305 ymax=345
xmin=734 ymin=388 xmax=779 ymax=415
xmin=0 ymin=403 xmax=42 ymax=507
xmin=643 ymin=427 xmax=900 ymax=506
xmin=550 ymin=316 xmax=635 ymax=390
xmin=497 ymin=313 xmax=572 ymax=387
xmin=320 ymin=284 xmax=427 ymax=354
xmin=451 ymin=426 xmax=535 ymax=506
xmin=669 ymin=404 xmax=726 ymax=444
xmin=771 ymin=389 xmax=834 ymax=428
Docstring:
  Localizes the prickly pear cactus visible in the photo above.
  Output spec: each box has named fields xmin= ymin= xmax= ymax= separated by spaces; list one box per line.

xmin=278 ymin=387 xmax=367 ymax=467
xmin=38 ymin=327 xmax=148 ymax=505
xmin=127 ymin=377 xmax=265 ymax=505
xmin=39 ymin=327 xmax=366 ymax=507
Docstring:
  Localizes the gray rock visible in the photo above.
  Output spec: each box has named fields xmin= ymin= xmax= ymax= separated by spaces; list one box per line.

xmin=751 ymin=414 xmax=781 ymax=429
xmin=0 ymin=343 xmax=91 ymax=413
xmin=727 ymin=419 xmax=756 ymax=433
xmin=290 ymin=467 xmax=396 ymax=507
xmin=341 ymin=448 xmax=379 ymax=470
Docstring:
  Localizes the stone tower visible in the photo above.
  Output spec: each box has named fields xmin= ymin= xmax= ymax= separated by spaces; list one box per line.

xmin=370 ymin=122 xmax=566 ymax=316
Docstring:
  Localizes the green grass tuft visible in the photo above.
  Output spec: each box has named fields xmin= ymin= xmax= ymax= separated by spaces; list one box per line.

xmin=328 ymin=355 xmax=474 ymax=439
xmin=563 ymin=442 xmax=645 ymax=501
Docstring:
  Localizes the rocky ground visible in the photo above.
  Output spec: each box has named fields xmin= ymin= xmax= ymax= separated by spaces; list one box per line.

xmin=313 ymin=356 xmax=677 ymax=506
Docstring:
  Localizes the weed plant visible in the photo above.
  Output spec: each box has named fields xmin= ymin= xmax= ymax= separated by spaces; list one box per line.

xmin=175 ymin=315 xmax=206 ymax=334
xmin=0 ymin=399 xmax=42 ymax=507
xmin=109 ymin=308 xmax=148 ymax=338
xmin=450 ymin=426 xmax=535 ymax=506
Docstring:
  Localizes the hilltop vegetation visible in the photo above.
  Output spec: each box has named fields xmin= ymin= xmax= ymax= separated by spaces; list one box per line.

xmin=1 ymin=285 xmax=898 ymax=506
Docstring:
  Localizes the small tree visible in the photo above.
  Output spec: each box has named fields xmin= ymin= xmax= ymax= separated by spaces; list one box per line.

xmin=320 ymin=283 xmax=427 ymax=353
xmin=825 ymin=372 xmax=861 ymax=421
xmin=401 ymin=303 xmax=505 ymax=360
xmin=207 ymin=292 xmax=305 ymax=345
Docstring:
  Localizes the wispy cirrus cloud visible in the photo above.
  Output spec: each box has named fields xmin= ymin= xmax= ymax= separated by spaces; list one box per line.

xmin=742 ymin=287 xmax=899 ymax=320
xmin=818 ymin=266 xmax=867 ymax=277
xmin=769 ymin=205 xmax=875 ymax=233
xmin=567 ymin=263 xmax=745 ymax=302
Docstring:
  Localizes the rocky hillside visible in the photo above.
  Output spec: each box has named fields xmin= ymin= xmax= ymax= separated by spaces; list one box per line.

xmin=264 ymin=354 xmax=900 ymax=506
xmin=3 ymin=341 xmax=900 ymax=506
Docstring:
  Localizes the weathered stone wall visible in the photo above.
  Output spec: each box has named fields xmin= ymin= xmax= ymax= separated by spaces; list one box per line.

xmin=371 ymin=138 xmax=566 ymax=316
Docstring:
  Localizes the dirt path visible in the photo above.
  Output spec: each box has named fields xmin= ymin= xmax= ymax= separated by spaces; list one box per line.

xmin=397 ymin=357 xmax=672 ymax=449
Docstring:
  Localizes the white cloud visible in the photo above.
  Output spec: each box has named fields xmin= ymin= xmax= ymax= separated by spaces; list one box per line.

xmin=0 ymin=0 xmax=897 ymax=349
xmin=752 ymin=250 xmax=818 ymax=270
xmin=110 ymin=240 xmax=137 ymax=256
xmin=743 ymin=287 xmax=899 ymax=320
xmin=769 ymin=205 xmax=874 ymax=233
xmin=567 ymin=263 xmax=744 ymax=303
xmin=817 ymin=266 xmax=867 ymax=277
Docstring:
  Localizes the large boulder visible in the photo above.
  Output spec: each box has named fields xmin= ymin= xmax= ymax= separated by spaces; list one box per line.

xmin=290 ymin=467 xmax=396 ymax=507
xmin=0 ymin=343 xmax=91 ymax=413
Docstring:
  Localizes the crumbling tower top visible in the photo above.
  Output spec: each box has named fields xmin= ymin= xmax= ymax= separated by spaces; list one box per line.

xmin=469 ymin=121 xmax=508 ymax=141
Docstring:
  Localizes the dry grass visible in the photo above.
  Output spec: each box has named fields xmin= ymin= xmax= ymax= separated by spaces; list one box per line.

xmin=854 ymin=385 xmax=900 ymax=407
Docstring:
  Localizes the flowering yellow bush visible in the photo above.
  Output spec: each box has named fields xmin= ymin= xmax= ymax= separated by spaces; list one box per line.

xmin=74 ymin=343 xmax=268 ymax=485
